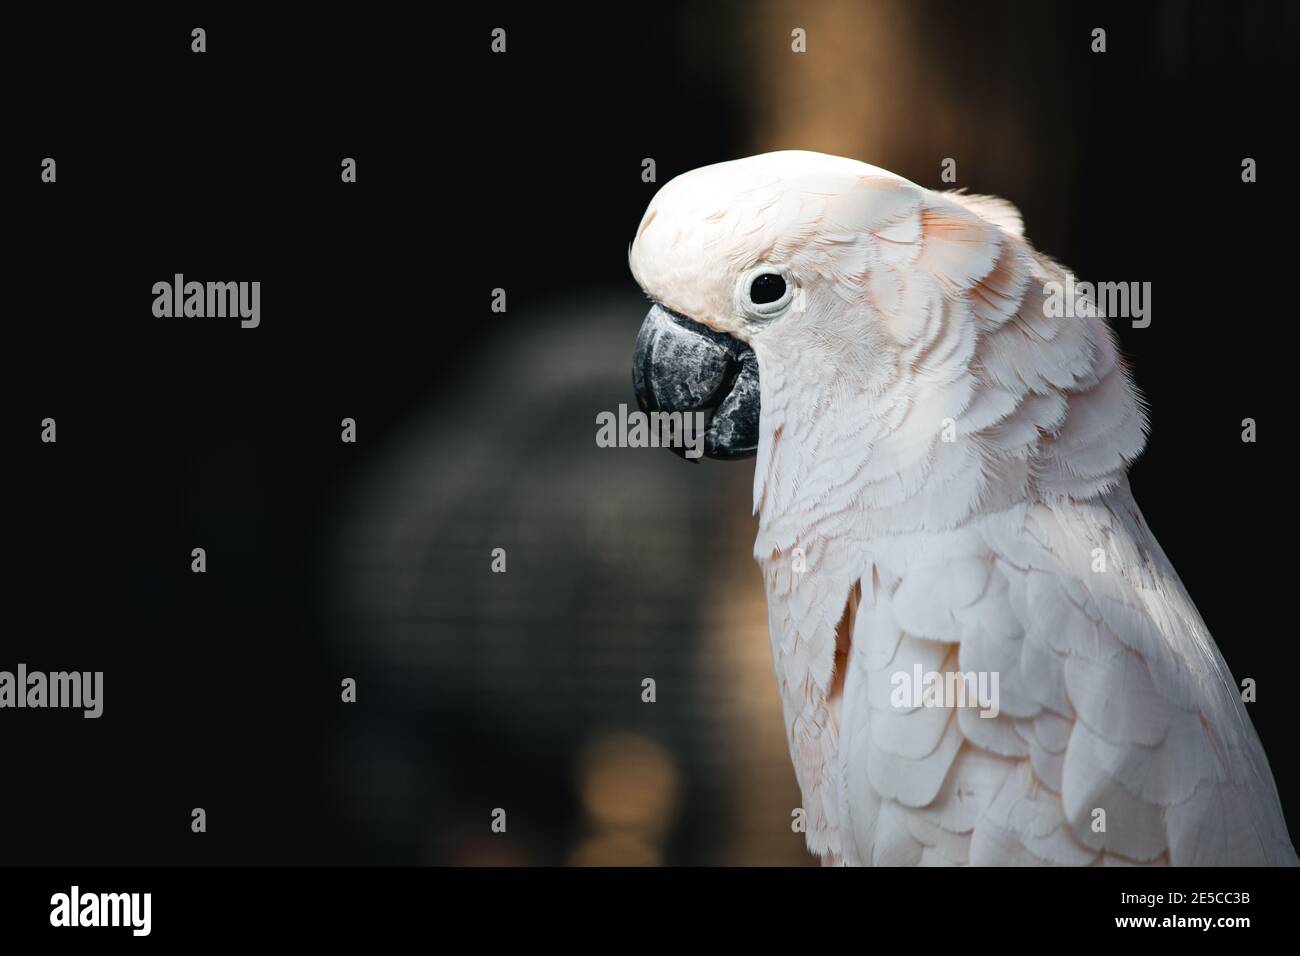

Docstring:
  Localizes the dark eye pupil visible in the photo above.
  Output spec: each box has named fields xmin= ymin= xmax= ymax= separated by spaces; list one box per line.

xmin=750 ymin=273 xmax=786 ymax=305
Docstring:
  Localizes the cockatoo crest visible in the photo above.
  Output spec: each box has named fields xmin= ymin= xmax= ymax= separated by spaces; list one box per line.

xmin=631 ymin=151 xmax=1147 ymax=539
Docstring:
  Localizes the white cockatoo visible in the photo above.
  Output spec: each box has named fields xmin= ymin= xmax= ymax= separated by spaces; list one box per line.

xmin=629 ymin=151 xmax=1297 ymax=866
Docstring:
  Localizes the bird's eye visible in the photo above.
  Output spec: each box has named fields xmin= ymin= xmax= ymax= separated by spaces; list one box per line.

xmin=749 ymin=273 xmax=787 ymax=305
xmin=737 ymin=266 xmax=795 ymax=320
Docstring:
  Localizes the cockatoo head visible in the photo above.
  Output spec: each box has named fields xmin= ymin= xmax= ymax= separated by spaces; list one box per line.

xmin=630 ymin=151 xmax=917 ymax=460
xmin=630 ymin=151 xmax=1146 ymax=531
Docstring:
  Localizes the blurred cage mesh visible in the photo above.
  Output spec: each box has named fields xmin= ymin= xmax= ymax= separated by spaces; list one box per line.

xmin=331 ymin=300 xmax=808 ymax=865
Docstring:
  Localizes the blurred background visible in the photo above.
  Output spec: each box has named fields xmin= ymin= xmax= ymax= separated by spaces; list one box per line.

xmin=7 ymin=1 xmax=1297 ymax=865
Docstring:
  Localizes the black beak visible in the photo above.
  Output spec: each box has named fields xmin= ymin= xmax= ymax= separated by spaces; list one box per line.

xmin=632 ymin=303 xmax=760 ymax=460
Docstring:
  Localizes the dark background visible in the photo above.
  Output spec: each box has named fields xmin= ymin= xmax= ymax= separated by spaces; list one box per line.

xmin=4 ymin=1 xmax=1296 ymax=865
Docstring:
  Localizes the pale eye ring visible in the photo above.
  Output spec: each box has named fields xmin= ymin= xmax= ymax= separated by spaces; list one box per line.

xmin=738 ymin=266 xmax=795 ymax=318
